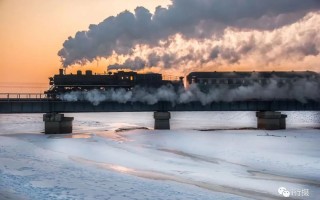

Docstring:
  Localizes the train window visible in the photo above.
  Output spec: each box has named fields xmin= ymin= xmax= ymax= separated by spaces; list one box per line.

xmin=191 ymin=76 xmax=197 ymax=84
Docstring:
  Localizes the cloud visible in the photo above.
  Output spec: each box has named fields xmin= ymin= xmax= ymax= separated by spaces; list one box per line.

xmin=58 ymin=0 xmax=320 ymax=67
xmin=106 ymin=12 xmax=320 ymax=74
xmin=108 ymin=57 xmax=147 ymax=70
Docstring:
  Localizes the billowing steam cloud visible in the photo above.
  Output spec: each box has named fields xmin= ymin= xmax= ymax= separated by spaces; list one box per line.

xmin=60 ymin=79 xmax=320 ymax=106
xmin=107 ymin=12 xmax=320 ymax=73
xmin=58 ymin=0 xmax=320 ymax=68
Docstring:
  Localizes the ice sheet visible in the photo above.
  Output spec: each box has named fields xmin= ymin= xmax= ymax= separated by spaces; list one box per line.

xmin=0 ymin=112 xmax=319 ymax=199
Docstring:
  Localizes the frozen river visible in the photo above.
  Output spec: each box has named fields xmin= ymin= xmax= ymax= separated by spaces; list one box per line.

xmin=0 ymin=112 xmax=319 ymax=200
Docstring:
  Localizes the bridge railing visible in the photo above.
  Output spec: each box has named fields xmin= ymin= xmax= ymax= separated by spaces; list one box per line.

xmin=0 ymin=93 xmax=47 ymax=100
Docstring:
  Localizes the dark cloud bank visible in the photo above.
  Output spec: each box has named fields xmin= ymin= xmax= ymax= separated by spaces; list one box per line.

xmin=58 ymin=0 xmax=320 ymax=68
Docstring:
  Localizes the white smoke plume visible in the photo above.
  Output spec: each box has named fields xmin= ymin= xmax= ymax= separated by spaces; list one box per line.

xmin=60 ymin=79 xmax=320 ymax=106
xmin=58 ymin=0 xmax=320 ymax=68
xmin=106 ymin=12 xmax=320 ymax=74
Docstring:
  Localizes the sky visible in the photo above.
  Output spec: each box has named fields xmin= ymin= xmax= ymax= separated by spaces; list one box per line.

xmin=1 ymin=0 xmax=320 ymax=93
xmin=0 ymin=0 xmax=170 ymax=92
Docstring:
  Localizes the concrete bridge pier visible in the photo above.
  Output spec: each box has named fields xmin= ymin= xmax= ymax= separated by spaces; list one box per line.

xmin=43 ymin=113 xmax=74 ymax=134
xmin=256 ymin=111 xmax=287 ymax=130
xmin=154 ymin=111 xmax=171 ymax=130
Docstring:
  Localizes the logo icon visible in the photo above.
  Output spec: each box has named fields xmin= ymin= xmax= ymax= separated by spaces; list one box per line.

xmin=278 ymin=187 xmax=290 ymax=197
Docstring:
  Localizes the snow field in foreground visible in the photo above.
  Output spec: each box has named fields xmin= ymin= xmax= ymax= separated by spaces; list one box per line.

xmin=0 ymin=111 xmax=319 ymax=200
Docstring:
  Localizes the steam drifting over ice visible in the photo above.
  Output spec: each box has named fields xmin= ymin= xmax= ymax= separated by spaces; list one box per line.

xmin=60 ymin=79 xmax=320 ymax=105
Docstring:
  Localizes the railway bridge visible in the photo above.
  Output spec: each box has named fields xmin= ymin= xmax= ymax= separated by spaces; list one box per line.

xmin=1 ymin=93 xmax=319 ymax=133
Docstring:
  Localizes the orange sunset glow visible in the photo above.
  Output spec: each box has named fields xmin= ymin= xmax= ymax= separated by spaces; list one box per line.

xmin=1 ymin=0 xmax=319 ymax=93
xmin=0 ymin=0 xmax=170 ymax=93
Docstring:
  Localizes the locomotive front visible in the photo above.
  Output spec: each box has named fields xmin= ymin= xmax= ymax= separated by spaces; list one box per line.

xmin=45 ymin=69 xmax=183 ymax=99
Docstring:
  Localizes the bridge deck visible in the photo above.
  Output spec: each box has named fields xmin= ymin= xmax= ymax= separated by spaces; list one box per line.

xmin=0 ymin=99 xmax=319 ymax=113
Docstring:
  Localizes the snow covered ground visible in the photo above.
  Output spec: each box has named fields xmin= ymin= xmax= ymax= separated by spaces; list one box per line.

xmin=0 ymin=111 xmax=319 ymax=200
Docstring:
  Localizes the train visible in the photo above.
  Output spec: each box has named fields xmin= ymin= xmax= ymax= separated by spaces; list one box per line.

xmin=45 ymin=69 xmax=183 ymax=98
xmin=45 ymin=69 xmax=320 ymax=98
xmin=186 ymin=71 xmax=320 ymax=91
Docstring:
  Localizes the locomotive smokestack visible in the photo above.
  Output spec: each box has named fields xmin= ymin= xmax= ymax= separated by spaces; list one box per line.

xmin=85 ymin=70 xmax=93 ymax=76
xmin=59 ymin=69 xmax=64 ymax=75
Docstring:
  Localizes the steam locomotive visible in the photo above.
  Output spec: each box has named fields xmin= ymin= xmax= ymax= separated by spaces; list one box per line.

xmin=45 ymin=69 xmax=183 ymax=98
